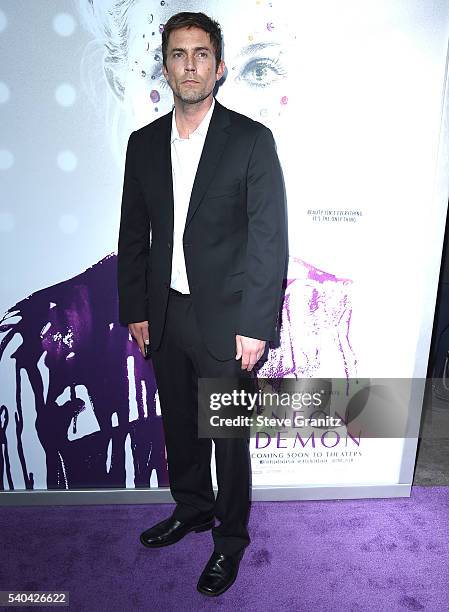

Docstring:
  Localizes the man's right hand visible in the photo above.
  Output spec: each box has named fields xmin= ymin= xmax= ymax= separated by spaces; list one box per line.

xmin=128 ymin=321 xmax=150 ymax=357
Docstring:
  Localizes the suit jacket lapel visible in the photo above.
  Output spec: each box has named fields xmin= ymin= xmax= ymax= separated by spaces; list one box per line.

xmin=185 ymin=100 xmax=231 ymax=228
xmin=154 ymin=109 xmax=174 ymax=236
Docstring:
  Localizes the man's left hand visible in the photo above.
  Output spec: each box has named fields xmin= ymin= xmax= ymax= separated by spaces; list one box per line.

xmin=235 ymin=335 xmax=266 ymax=371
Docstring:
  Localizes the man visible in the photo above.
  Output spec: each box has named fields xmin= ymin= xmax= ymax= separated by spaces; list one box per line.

xmin=117 ymin=11 xmax=287 ymax=597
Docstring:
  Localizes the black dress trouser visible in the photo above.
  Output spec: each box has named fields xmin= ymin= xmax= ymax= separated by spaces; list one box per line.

xmin=151 ymin=289 xmax=254 ymax=556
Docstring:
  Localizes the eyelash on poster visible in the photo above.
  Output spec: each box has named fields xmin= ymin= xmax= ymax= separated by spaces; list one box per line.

xmin=241 ymin=57 xmax=287 ymax=87
xmin=147 ymin=56 xmax=287 ymax=88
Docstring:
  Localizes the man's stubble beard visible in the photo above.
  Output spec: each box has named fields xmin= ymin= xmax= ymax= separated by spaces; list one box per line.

xmin=170 ymin=80 xmax=214 ymax=106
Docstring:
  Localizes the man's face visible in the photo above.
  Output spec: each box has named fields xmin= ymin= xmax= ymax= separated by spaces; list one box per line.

xmin=162 ymin=26 xmax=225 ymax=105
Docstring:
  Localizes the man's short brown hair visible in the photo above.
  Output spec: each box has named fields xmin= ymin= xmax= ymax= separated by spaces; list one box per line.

xmin=161 ymin=12 xmax=222 ymax=69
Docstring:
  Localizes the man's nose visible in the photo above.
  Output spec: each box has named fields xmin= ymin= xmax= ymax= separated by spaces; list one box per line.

xmin=184 ymin=54 xmax=197 ymax=72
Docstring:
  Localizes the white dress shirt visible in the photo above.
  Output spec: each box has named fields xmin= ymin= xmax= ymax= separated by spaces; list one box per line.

xmin=170 ymin=98 xmax=215 ymax=294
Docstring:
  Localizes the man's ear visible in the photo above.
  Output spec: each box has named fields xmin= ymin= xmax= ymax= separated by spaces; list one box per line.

xmin=162 ymin=64 xmax=168 ymax=81
xmin=216 ymin=60 xmax=226 ymax=82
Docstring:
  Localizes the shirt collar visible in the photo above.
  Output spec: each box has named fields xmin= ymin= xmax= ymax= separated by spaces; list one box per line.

xmin=171 ymin=98 xmax=215 ymax=143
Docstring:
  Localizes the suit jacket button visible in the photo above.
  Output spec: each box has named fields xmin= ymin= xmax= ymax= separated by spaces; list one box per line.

xmin=167 ymin=242 xmax=171 ymax=249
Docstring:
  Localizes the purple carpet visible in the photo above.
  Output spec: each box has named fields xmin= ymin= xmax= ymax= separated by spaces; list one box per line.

xmin=0 ymin=486 xmax=448 ymax=611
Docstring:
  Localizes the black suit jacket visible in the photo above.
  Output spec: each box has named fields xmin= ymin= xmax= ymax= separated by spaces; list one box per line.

xmin=117 ymin=100 xmax=287 ymax=360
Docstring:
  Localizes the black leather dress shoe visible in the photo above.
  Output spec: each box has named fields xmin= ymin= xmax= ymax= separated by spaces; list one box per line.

xmin=140 ymin=514 xmax=214 ymax=548
xmin=197 ymin=551 xmax=243 ymax=597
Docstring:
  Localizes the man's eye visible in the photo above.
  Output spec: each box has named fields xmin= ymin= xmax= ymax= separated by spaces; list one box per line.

xmin=239 ymin=58 xmax=287 ymax=88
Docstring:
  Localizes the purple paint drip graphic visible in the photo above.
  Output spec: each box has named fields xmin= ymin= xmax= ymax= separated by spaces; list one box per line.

xmin=258 ymin=256 xmax=356 ymax=379
xmin=0 ymin=254 xmax=355 ymax=491
xmin=0 ymin=255 xmax=167 ymax=491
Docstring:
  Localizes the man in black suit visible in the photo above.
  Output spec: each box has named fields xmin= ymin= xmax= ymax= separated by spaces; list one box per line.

xmin=117 ymin=12 xmax=287 ymax=596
